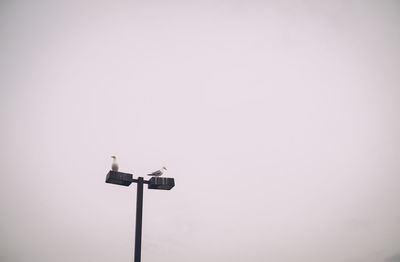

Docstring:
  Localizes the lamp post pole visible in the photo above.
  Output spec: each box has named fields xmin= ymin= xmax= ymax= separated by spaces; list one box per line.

xmin=134 ymin=177 xmax=144 ymax=262
xmin=105 ymin=170 xmax=175 ymax=262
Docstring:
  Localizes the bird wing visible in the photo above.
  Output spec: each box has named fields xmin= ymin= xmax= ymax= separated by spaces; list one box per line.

xmin=148 ymin=170 xmax=162 ymax=176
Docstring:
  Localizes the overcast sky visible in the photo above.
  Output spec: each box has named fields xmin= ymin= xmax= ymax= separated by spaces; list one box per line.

xmin=1 ymin=1 xmax=400 ymax=262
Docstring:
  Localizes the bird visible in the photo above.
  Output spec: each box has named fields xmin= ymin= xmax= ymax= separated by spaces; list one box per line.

xmin=111 ymin=156 xmax=119 ymax=172
xmin=147 ymin=166 xmax=167 ymax=177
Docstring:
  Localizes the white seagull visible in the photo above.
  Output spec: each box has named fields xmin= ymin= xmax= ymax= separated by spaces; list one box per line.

xmin=111 ymin=156 xmax=119 ymax=172
xmin=148 ymin=166 xmax=167 ymax=177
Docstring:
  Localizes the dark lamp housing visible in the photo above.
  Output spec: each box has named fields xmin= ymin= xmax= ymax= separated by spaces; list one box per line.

xmin=148 ymin=177 xmax=175 ymax=190
xmin=106 ymin=171 xmax=133 ymax=186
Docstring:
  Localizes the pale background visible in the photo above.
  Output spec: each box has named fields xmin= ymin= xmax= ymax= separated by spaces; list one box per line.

xmin=1 ymin=1 xmax=399 ymax=261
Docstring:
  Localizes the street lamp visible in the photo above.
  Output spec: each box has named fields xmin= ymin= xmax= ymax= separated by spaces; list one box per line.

xmin=105 ymin=170 xmax=175 ymax=262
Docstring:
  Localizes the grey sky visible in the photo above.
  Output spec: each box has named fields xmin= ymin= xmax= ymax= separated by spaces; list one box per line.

xmin=1 ymin=1 xmax=399 ymax=261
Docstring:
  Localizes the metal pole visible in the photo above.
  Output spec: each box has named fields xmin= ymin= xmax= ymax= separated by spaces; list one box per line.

xmin=134 ymin=177 xmax=144 ymax=262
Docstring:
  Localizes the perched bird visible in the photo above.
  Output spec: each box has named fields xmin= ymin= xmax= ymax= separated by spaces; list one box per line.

xmin=148 ymin=166 xmax=167 ymax=177
xmin=111 ymin=156 xmax=119 ymax=172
